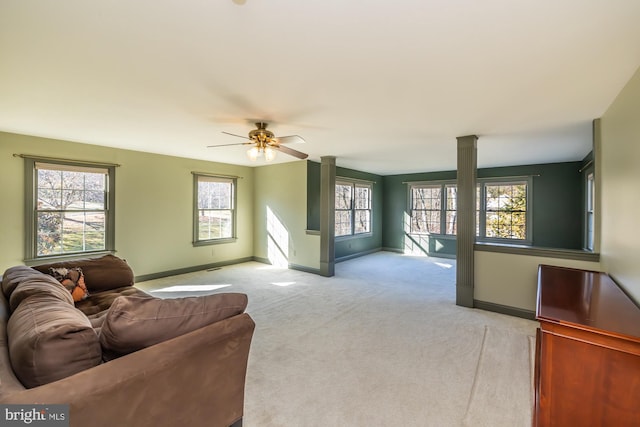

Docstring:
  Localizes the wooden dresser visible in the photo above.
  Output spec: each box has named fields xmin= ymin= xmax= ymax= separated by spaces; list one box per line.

xmin=534 ymin=264 xmax=640 ymax=427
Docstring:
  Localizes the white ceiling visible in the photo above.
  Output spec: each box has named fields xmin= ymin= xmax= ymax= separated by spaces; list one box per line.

xmin=1 ymin=1 xmax=639 ymax=175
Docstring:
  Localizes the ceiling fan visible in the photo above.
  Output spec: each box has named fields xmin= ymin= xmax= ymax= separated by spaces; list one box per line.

xmin=208 ymin=122 xmax=308 ymax=162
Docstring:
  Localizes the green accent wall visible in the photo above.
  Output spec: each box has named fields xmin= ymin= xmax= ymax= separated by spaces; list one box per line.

xmin=306 ymin=160 xmax=321 ymax=231
xmin=382 ymin=162 xmax=585 ymax=255
xmin=335 ymin=166 xmax=383 ymax=260
xmin=306 ymin=161 xmax=383 ymax=260
xmin=478 ymin=162 xmax=583 ymax=249
xmin=381 ymin=170 xmax=456 ymax=256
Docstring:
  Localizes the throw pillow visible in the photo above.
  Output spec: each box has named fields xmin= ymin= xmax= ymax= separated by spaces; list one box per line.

xmin=99 ymin=293 xmax=248 ymax=361
xmin=49 ymin=267 xmax=90 ymax=302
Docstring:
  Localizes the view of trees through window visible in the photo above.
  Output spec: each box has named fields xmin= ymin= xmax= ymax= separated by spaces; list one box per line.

xmin=335 ymin=181 xmax=371 ymax=237
xmin=36 ymin=165 xmax=107 ymax=256
xmin=483 ymin=183 xmax=527 ymax=240
xmin=410 ymin=180 xmax=528 ymax=241
xmin=197 ymin=177 xmax=234 ymax=241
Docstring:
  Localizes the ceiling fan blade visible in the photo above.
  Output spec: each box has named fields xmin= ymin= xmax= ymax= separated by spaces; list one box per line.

xmin=207 ymin=142 xmax=253 ymax=148
xmin=275 ymin=144 xmax=308 ymax=159
xmin=273 ymin=135 xmax=306 ymax=144
xmin=222 ymin=131 xmax=251 ymax=140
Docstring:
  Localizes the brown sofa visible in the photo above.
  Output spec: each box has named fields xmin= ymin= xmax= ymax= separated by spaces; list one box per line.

xmin=0 ymin=255 xmax=255 ymax=427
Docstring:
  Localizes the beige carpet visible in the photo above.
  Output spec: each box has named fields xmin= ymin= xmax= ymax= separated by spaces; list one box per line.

xmin=137 ymin=252 xmax=537 ymax=427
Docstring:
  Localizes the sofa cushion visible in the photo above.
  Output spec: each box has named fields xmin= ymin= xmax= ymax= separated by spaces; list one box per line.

xmin=8 ymin=271 xmax=73 ymax=312
xmin=7 ymin=291 xmax=102 ymax=388
xmin=99 ymin=293 xmax=248 ymax=360
xmin=2 ymin=266 xmax=53 ymax=303
xmin=75 ymin=286 xmax=151 ymax=317
xmin=32 ymin=254 xmax=134 ymax=293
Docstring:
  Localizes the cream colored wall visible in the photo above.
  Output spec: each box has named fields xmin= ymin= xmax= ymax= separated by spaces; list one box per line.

xmin=474 ymin=252 xmax=600 ymax=312
xmin=600 ymin=65 xmax=640 ymax=304
xmin=0 ymin=132 xmax=254 ymax=276
xmin=253 ymin=161 xmax=320 ymax=270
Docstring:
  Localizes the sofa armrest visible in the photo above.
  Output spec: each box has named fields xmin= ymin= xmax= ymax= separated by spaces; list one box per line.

xmin=1 ymin=313 xmax=255 ymax=427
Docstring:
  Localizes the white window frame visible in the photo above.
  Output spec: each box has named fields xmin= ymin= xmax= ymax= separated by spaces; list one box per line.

xmin=476 ymin=178 xmax=532 ymax=244
xmin=335 ymin=179 xmax=373 ymax=238
xmin=585 ymin=172 xmax=595 ymax=251
xmin=408 ymin=181 xmax=457 ymax=236
xmin=193 ymin=174 xmax=237 ymax=245
xmin=24 ymin=157 xmax=116 ymax=262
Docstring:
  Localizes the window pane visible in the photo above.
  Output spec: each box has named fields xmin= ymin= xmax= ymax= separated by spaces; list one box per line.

xmin=354 ymin=210 xmax=370 ymax=234
xmin=445 ymin=186 xmax=457 ymax=235
xmin=198 ymin=181 xmax=232 ymax=210
xmin=354 ymin=185 xmax=370 ymax=209
xmin=199 ymin=210 xmax=232 ymax=240
xmin=37 ymin=212 xmax=62 ymax=256
xmin=445 ymin=211 xmax=457 ymax=235
xmin=35 ymin=165 xmax=109 ymax=257
xmin=484 ymin=183 xmax=527 ymax=240
xmin=412 ymin=187 xmax=441 ymax=210
xmin=335 ymin=211 xmax=352 ymax=236
xmin=411 ymin=210 xmax=441 ymax=234
xmin=38 ymin=169 xmax=62 ymax=190
xmin=335 ymin=184 xmax=352 ymax=210
xmin=67 ymin=212 xmax=105 ymax=252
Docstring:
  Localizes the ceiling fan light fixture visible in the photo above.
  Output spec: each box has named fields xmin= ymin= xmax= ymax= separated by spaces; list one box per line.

xmin=264 ymin=146 xmax=277 ymax=162
xmin=247 ymin=146 xmax=259 ymax=161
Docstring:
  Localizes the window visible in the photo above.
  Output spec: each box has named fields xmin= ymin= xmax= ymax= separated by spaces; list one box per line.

xmin=409 ymin=183 xmax=457 ymax=235
xmin=335 ymin=180 xmax=372 ymax=237
xmin=477 ymin=180 xmax=530 ymax=243
xmin=194 ymin=174 xmax=236 ymax=244
xmin=586 ymin=172 xmax=594 ymax=251
xmin=26 ymin=159 xmax=115 ymax=261
xmin=409 ymin=179 xmax=530 ymax=243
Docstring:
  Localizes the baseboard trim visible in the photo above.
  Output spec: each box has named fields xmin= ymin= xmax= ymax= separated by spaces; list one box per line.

xmin=335 ymin=247 xmax=381 ymax=263
xmin=135 ymin=257 xmax=254 ymax=282
xmin=473 ymin=299 xmax=536 ymax=320
xmin=289 ymin=263 xmax=322 ymax=275
xmin=381 ymin=247 xmax=404 ymax=254
xmin=252 ymin=256 xmax=322 ymax=275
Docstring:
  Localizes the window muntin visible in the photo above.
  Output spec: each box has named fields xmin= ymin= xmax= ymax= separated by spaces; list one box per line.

xmin=29 ymin=161 xmax=113 ymax=260
xmin=194 ymin=175 xmax=236 ymax=243
xmin=335 ymin=180 xmax=372 ymax=237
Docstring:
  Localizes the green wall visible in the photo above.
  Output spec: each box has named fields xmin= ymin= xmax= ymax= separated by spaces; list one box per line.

xmin=306 ymin=160 xmax=321 ymax=231
xmin=334 ymin=166 xmax=383 ymax=260
xmin=306 ymin=161 xmax=383 ymax=260
xmin=478 ymin=162 xmax=583 ymax=249
xmin=0 ymin=132 xmax=255 ymax=276
xmin=382 ymin=170 xmax=457 ymax=257
xmin=382 ymin=162 xmax=585 ymax=255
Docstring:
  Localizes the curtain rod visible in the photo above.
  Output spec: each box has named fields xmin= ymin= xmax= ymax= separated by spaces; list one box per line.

xmin=579 ymin=159 xmax=594 ymax=173
xmin=191 ymin=171 xmax=243 ymax=179
xmin=336 ymin=176 xmax=376 ymax=185
xmin=402 ymin=174 xmax=540 ymax=184
xmin=14 ymin=153 xmax=120 ymax=167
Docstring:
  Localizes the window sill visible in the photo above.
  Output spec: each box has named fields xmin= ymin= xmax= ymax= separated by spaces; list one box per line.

xmin=474 ymin=242 xmax=600 ymax=262
xmin=24 ymin=250 xmax=116 ymax=266
xmin=193 ymin=238 xmax=237 ymax=247
xmin=336 ymin=232 xmax=373 ymax=241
